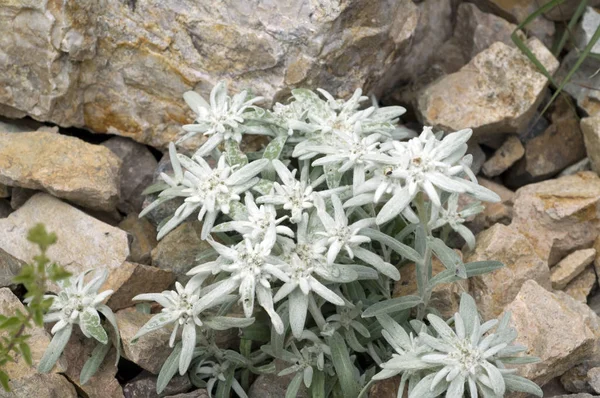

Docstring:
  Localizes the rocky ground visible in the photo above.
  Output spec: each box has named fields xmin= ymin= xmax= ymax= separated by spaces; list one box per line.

xmin=1 ymin=0 xmax=600 ymax=397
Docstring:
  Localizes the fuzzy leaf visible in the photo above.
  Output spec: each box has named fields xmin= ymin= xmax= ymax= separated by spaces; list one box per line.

xmin=329 ymin=332 xmax=361 ymax=397
xmin=80 ymin=342 xmax=111 ymax=385
xmin=38 ymin=324 xmax=73 ymax=373
xmin=157 ymin=343 xmax=182 ymax=394
xmin=363 ymin=296 xmax=422 ymax=318
xmin=80 ymin=308 xmax=108 ymax=344
xmin=503 ymin=374 xmax=543 ymax=396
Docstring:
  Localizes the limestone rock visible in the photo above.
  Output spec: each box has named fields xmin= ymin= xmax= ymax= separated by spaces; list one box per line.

xmin=558 ymin=51 xmax=600 ymax=117
xmin=544 ymin=0 xmax=600 ymax=20
xmin=562 ymin=361 xmax=598 ymax=394
xmin=102 ymin=137 xmax=158 ymax=214
xmin=62 ymin=328 xmax=124 ymax=398
xmin=394 ymin=254 xmax=468 ymax=319
xmin=578 ymin=7 xmax=600 ymax=56
xmin=417 ymin=38 xmax=558 ymax=137
xmin=504 ymin=280 xmax=596 ymax=386
xmin=472 ymin=0 xmax=555 ymax=45
xmin=0 ymin=288 xmax=66 ymax=386
xmin=0 ymin=130 xmax=121 ymax=211
xmin=510 ymin=171 xmax=600 ymax=266
xmin=482 ymin=135 xmax=525 ymax=177
xmin=506 ymin=96 xmax=587 ymax=188
xmin=151 ymin=221 xmax=213 ymax=283
xmin=582 ymin=117 xmax=600 ymax=174
xmin=368 ymin=377 xmax=400 ymax=398
xmin=0 ymin=194 xmax=129 ymax=290
xmin=118 ymin=214 xmax=158 ymax=265
xmin=387 ymin=2 xmax=518 ymax=108
xmin=122 ymin=371 xmax=192 ymax=398
xmin=102 ymin=261 xmax=175 ymax=311
xmin=565 ymin=267 xmax=598 ymax=303
xmin=561 ymin=158 xmax=593 ymax=177
xmin=589 ymin=367 xmax=600 ymax=394
xmin=551 ymin=249 xmax=597 ymax=290
xmin=0 ymin=373 xmax=77 ymax=398
xmin=0 ymin=248 xmax=24 ymax=289
xmin=248 ymin=372 xmax=309 ymax=398
xmin=0 ymin=0 xmax=420 ymax=148
xmin=465 ymin=224 xmax=550 ymax=320
xmin=116 ymin=307 xmax=173 ymax=374
xmin=9 ymin=188 xmax=37 ymax=211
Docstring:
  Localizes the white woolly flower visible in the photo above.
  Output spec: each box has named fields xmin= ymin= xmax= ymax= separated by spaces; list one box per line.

xmin=351 ymin=127 xmax=500 ymax=225
xmin=429 ymin=194 xmax=484 ymax=250
xmin=43 ymin=270 xmax=113 ymax=339
xmin=313 ymin=194 xmax=371 ymax=263
xmin=140 ymin=143 xmax=268 ymax=240
xmin=193 ymin=359 xmax=247 ymax=398
xmin=374 ymin=294 xmax=542 ymax=398
xmin=188 ymin=228 xmax=289 ymax=334
xmin=211 ymin=192 xmax=294 ymax=244
xmin=257 ymin=159 xmax=345 ymax=223
xmin=132 ymin=275 xmax=251 ymax=375
xmin=179 ymin=81 xmax=264 ymax=156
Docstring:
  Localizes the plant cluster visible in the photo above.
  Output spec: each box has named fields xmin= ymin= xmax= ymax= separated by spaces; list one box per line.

xmin=134 ymin=82 xmax=541 ymax=397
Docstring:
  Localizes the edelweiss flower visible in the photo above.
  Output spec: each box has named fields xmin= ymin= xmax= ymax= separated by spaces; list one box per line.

xmin=323 ymin=302 xmax=370 ymax=352
xmin=211 ymin=192 xmax=294 ymax=243
xmin=140 ymin=143 xmax=268 ymax=240
xmin=133 ymin=274 xmax=240 ymax=374
xmin=361 ymin=127 xmax=499 ymax=225
xmin=193 ymin=359 xmax=247 ymax=398
xmin=257 ymin=159 xmax=345 ymax=223
xmin=313 ymin=194 xmax=374 ymax=264
xmin=38 ymin=269 xmax=119 ymax=373
xmin=188 ymin=229 xmax=288 ymax=334
xmin=274 ymin=253 xmax=345 ymax=338
xmin=179 ymin=81 xmax=264 ymax=156
xmin=374 ymin=294 xmax=542 ymax=398
xmin=429 ymin=194 xmax=484 ymax=250
xmin=43 ymin=270 xmax=113 ymax=340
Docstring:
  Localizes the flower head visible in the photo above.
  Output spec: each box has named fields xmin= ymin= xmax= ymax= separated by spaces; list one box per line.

xmin=179 ymin=82 xmax=264 ymax=156
xmin=140 ymin=144 xmax=268 ymax=240
xmin=43 ymin=269 xmax=113 ymax=341
xmin=374 ymin=294 xmax=541 ymax=398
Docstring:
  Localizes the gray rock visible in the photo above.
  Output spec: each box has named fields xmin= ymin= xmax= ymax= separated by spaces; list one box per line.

xmin=122 ymin=371 xmax=192 ymax=398
xmin=578 ymin=7 xmax=600 ymax=56
xmin=0 ymin=288 xmax=66 ymax=386
xmin=248 ymin=372 xmax=309 ymax=398
xmin=482 ymin=135 xmax=524 ymax=177
xmin=0 ymin=193 xmax=130 ymax=291
xmin=560 ymin=158 xmax=592 ymax=177
xmin=551 ymin=248 xmax=597 ymax=290
xmin=0 ymin=373 xmax=77 ymax=398
xmin=506 ymin=96 xmax=587 ymax=188
xmin=582 ymin=117 xmax=600 ymax=174
xmin=465 ymin=224 xmax=551 ymax=320
xmin=0 ymin=0 xmax=421 ymax=148
xmin=0 ymin=130 xmax=122 ymax=211
xmin=417 ymin=38 xmax=558 ymax=137
xmin=151 ymin=221 xmax=213 ymax=283
xmin=564 ymin=266 xmax=597 ymax=303
xmin=116 ymin=308 xmax=173 ymax=374
xmin=503 ymin=280 xmax=596 ymax=387
xmin=118 ymin=214 xmax=158 ymax=265
xmin=472 ymin=0 xmax=555 ymax=46
xmin=62 ymin=328 xmax=124 ymax=398
xmin=103 ymin=261 xmax=175 ymax=311
xmin=510 ymin=172 xmax=600 ymax=266
xmin=589 ymin=367 xmax=600 ymax=394
xmin=102 ymin=137 xmax=158 ymax=214
xmin=0 ymin=248 xmax=24 ymax=289
xmin=556 ymin=50 xmax=600 ymax=117
xmin=9 ymin=188 xmax=37 ymax=211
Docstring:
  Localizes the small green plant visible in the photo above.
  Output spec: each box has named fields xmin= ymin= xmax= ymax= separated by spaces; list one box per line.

xmin=0 ymin=224 xmax=70 ymax=391
xmin=137 ymin=82 xmax=540 ymax=397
